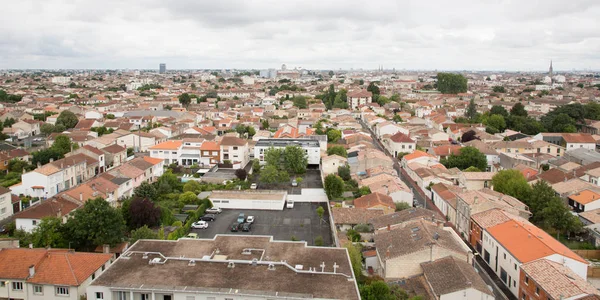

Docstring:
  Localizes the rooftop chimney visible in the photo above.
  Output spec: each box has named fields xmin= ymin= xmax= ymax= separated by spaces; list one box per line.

xmin=103 ymin=244 xmax=110 ymax=254
xmin=79 ymin=192 xmax=83 ymax=202
xmin=387 ymin=224 xmax=391 ymax=231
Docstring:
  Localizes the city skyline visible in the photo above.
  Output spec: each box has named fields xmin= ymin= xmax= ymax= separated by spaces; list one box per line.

xmin=1 ymin=0 xmax=600 ymax=70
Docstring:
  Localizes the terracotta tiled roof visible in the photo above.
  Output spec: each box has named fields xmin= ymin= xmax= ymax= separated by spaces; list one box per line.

xmin=101 ymin=144 xmax=126 ymax=154
xmin=421 ymin=256 xmax=493 ymax=297
xmin=143 ymin=156 xmax=163 ymax=165
xmin=563 ymin=133 xmax=595 ymax=144
xmin=353 ymin=192 xmax=394 ymax=210
xmin=200 ymin=141 xmax=220 ymax=151
xmin=149 ymin=140 xmax=183 ymax=150
xmin=487 ymin=219 xmax=586 ymax=263
xmin=569 ymin=189 xmax=600 ymax=205
xmin=0 ymin=248 xmax=112 ymax=286
xmin=521 ymin=259 xmax=599 ymax=300
xmin=15 ymin=197 xmax=80 ymax=220
xmin=389 ymin=132 xmax=414 ymax=143
xmin=220 ymin=136 xmax=247 ymax=146
xmin=331 ymin=207 xmax=385 ymax=225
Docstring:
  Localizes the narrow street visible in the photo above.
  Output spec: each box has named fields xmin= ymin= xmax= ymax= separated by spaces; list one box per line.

xmin=357 ymin=118 xmax=426 ymax=208
xmin=358 ymin=118 xmax=515 ymax=300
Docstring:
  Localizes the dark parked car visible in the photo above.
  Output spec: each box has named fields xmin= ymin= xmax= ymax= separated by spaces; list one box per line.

xmin=242 ymin=222 xmax=252 ymax=232
xmin=200 ymin=214 xmax=216 ymax=221
xmin=230 ymin=222 xmax=241 ymax=232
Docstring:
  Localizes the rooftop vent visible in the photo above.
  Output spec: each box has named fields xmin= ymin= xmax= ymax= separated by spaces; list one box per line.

xmin=411 ymin=227 xmax=420 ymax=233
xmin=142 ymin=252 xmax=149 ymax=259
xmin=252 ymin=258 xmax=258 ymax=266
xmin=295 ymin=264 xmax=304 ymax=270
xmin=149 ymin=257 xmax=162 ymax=265
xmin=268 ymin=263 xmax=276 ymax=271
xmin=228 ymin=261 xmax=235 ymax=269
xmin=188 ymin=260 xmax=196 ymax=266
xmin=241 ymin=249 xmax=252 ymax=255
xmin=433 ymin=232 xmax=440 ymax=240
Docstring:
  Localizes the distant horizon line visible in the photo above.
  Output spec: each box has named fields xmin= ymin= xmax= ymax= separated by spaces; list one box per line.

xmin=1 ymin=68 xmax=598 ymax=73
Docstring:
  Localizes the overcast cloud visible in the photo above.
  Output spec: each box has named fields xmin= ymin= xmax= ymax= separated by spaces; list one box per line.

xmin=1 ymin=0 xmax=599 ymax=70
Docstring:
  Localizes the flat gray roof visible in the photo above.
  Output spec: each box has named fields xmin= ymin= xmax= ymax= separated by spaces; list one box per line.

xmin=91 ymin=236 xmax=359 ymax=299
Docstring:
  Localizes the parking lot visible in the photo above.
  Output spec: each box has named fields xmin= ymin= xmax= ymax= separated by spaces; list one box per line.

xmin=190 ymin=202 xmax=332 ymax=246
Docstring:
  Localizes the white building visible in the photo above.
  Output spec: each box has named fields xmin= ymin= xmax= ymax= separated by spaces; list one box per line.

xmin=254 ymin=138 xmax=321 ymax=165
xmin=0 ymin=187 xmax=13 ymax=222
xmin=51 ymin=76 xmax=71 ymax=85
xmin=219 ymin=136 xmax=249 ymax=169
xmin=209 ymin=190 xmax=287 ymax=210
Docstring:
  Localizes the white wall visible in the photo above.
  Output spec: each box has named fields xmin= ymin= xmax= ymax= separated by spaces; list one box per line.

xmin=440 ymin=288 xmax=494 ymax=300
xmin=210 ymin=199 xmax=285 ymax=210
xmin=481 ymin=231 xmax=520 ymax=297
xmin=545 ymin=253 xmax=588 ymax=280
xmin=0 ymin=191 xmax=13 ymax=221
xmin=16 ymin=217 xmax=40 ymax=233
xmin=287 ymin=189 xmax=328 ymax=202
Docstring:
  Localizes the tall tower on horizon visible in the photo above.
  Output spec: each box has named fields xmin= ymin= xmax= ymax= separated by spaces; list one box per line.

xmin=549 ymin=60 xmax=553 ymax=78
xmin=159 ymin=63 xmax=166 ymax=74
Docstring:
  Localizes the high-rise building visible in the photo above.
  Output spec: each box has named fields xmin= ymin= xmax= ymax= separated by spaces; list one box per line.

xmin=159 ymin=63 xmax=166 ymax=74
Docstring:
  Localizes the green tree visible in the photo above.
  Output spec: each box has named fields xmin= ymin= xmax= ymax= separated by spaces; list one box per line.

xmin=491 ymin=170 xmax=531 ymax=200
xmin=40 ymin=123 xmax=56 ymax=136
xmin=247 ymin=126 xmax=256 ymax=137
xmin=65 ymin=197 xmax=126 ymax=250
xmin=292 ymin=96 xmax=308 ymax=109
xmin=358 ymin=186 xmax=371 ymax=196
xmin=130 ymin=225 xmax=158 ymax=243
xmin=56 ymin=110 xmax=79 ymax=129
xmin=540 ymin=197 xmax=583 ymax=238
xmin=337 ymin=165 xmax=351 ymax=181
xmin=486 ymin=114 xmax=506 ymax=132
xmin=510 ymin=102 xmax=528 ymax=117
xmin=463 ymin=166 xmax=482 ymax=172
xmin=465 ymin=99 xmax=477 ymax=120
xmin=436 ymin=73 xmax=467 ymax=94
xmin=157 ymin=170 xmax=182 ymax=194
xmin=492 ymin=86 xmax=506 ymax=93
xmin=360 ymin=281 xmax=395 ymax=300
xmin=316 ymin=206 xmax=325 ymax=221
xmin=347 ymin=229 xmax=361 ymax=242
xmin=31 ymin=217 xmax=67 ymax=248
xmin=440 ymin=146 xmax=487 ymax=171
xmin=393 ymin=115 xmax=403 ymax=123
xmin=324 ymin=174 xmax=344 ymax=199
xmin=251 ymin=159 xmax=261 ymax=174
xmin=284 ymin=145 xmax=308 ymax=174
xmin=51 ymin=134 xmax=76 ymax=155
xmin=260 ymin=165 xmax=285 ymax=183
xmin=326 ymin=129 xmax=342 ymax=143
xmin=183 ymin=180 xmax=202 ymax=194
xmin=327 ymin=145 xmax=348 ymax=157
xmin=133 ymin=181 xmax=158 ymax=200
xmin=344 ymin=243 xmax=363 ymax=278
xmin=367 ymin=82 xmax=381 ymax=96
xmin=264 ymin=147 xmax=284 ymax=168
xmin=8 ymin=159 xmax=30 ymax=173
xmin=490 ymin=105 xmax=509 ymax=118
xmin=178 ymin=93 xmax=192 ymax=107
xmin=178 ymin=191 xmax=198 ymax=205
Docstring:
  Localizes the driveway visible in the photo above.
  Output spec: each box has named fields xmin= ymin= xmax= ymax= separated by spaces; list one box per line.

xmin=190 ymin=202 xmax=332 ymax=246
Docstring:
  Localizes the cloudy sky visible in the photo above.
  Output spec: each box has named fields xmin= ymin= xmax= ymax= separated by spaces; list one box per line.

xmin=1 ymin=0 xmax=599 ymax=71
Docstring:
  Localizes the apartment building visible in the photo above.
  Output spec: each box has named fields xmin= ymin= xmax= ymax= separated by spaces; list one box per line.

xmin=254 ymin=138 xmax=320 ymax=165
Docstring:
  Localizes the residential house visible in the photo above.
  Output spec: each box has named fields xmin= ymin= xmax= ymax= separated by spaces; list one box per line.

xmin=14 ymin=197 xmax=80 ymax=232
xmin=353 ymin=193 xmax=395 ymax=214
xmin=421 ymin=256 xmax=494 ymax=300
xmin=0 ymin=248 xmax=113 ymax=300
xmin=348 ymin=89 xmax=373 ymax=109
xmin=373 ymin=219 xmax=470 ymax=279
xmin=11 ymin=119 xmax=41 ymax=138
xmin=219 ymin=136 xmax=249 ymax=169
xmin=519 ymin=259 xmax=599 ymax=300
xmin=383 ymin=132 xmax=416 ymax=158
xmin=101 ymin=144 xmax=127 ymax=169
xmin=480 ymin=218 xmax=587 ymax=297
xmin=568 ymin=189 xmax=600 ymax=213
xmin=360 ymin=173 xmax=413 ymax=205
xmin=322 ymin=155 xmax=347 ymax=175
xmin=458 ymin=172 xmax=495 ymax=190
xmin=116 ymin=132 xmax=157 ymax=152
xmin=331 ymin=207 xmax=384 ymax=232
xmin=369 ymin=207 xmax=446 ymax=233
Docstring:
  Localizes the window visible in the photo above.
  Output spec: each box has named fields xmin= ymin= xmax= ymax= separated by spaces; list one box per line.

xmin=408 ymin=145 xmax=412 ymax=149
xmin=32 ymin=220 xmax=37 ymax=225
xmin=0 ymin=282 xmax=4 ymax=287
xmin=33 ymin=285 xmax=43 ymax=294
xmin=141 ymin=294 xmax=150 ymax=300
xmin=102 ymin=265 xmax=105 ymax=271
xmin=116 ymin=291 xmax=127 ymax=300
xmin=92 ymin=273 xmax=96 ymax=280
xmin=96 ymin=292 xmax=104 ymax=299
xmin=514 ymin=263 xmax=517 ymax=270
xmin=233 ymin=146 xmax=238 ymax=150
xmin=0 ymin=207 xmax=6 ymax=215
xmin=56 ymin=286 xmax=69 ymax=296
xmin=535 ymin=287 xmax=539 ymax=295
xmin=503 ymin=253 xmax=506 ymax=259
xmin=12 ymin=282 xmax=22 ymax=291
xmin=525 ymin=276 xmax=529 ymax=285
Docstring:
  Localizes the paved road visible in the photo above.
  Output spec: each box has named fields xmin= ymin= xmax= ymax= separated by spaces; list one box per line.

xmin=357 ymin=119 xmax=426 ymax=208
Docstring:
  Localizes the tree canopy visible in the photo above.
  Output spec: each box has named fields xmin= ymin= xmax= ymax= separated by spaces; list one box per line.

xmin=327 ymin=145 xmax=348 ymax=157
xmin=56 ymin=110 xmax=79 ymax=129
xmin=436 ymin=73 xmax=467 ymax=94
xmin=65 ymin=197 xmax=126 ymax=250
xmin=324 ymin=174 xmax=344 ymax=199
xmin=491 ymin=170 xmax=531 ymax=201
xmin=440 ymin=146 xmax=487 ymax=171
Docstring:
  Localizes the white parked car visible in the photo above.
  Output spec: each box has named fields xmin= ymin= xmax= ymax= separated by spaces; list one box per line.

xmin=250 ymin=183 xmax=257 ymax=189
xmin=206 ymin=207 xmax=222 ymax=214
xmin=246 ymin=216 xmax=255 ymax=223
xmin=191 ymin=220 xmax=209 ymax=229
